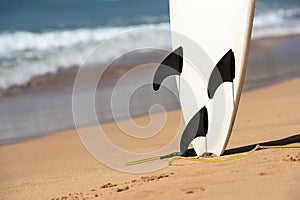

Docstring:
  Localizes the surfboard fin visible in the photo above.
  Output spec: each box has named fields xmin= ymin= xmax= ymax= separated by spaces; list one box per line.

xmin=153 ymin=46 xmax=183 ymax=91
xmin=207 ymin=49 xmax=235 ymax=99
xmin=180 ymin=106 xmax=208 ymax=153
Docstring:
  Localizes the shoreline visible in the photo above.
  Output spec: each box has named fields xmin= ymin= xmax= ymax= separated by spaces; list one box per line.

xmin=0 ymin=34 xmax=300 ymax=146
xmin=1 ymin=78 xmax=300 ymax=199
xmin=1 ymin=33 xmax=300 ymax=96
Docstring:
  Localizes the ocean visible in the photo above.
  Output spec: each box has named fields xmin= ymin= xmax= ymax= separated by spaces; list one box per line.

xmin=0 ymin=0 xmax=300 ymax=90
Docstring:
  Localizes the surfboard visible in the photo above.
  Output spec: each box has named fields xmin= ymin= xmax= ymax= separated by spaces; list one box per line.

xmin=160 ymin=0 xmax=255 ymax=156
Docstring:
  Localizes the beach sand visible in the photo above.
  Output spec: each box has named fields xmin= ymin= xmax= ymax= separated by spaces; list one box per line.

xmin=1 ymin=77 xmax=300 ymax=199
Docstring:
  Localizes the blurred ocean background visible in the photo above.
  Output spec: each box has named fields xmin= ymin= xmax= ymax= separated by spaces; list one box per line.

xmin=0 ymin=0 xmax=300 ymax=90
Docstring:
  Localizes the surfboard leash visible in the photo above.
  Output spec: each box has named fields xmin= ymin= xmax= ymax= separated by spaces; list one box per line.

xmin=168 ymin=144 xmax=300 ymax=165
xmin=126 ymin=152 xmax=183 ymax=166
xmin=126 ymin=144 xmax=300 ymax=166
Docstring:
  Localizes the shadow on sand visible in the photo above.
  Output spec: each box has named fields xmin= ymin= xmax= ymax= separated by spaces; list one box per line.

xmin=183 ymin=134 xmax=300 ymax=157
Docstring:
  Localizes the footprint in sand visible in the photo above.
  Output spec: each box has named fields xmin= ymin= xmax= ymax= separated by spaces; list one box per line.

xmin=283 ymin=153 xmax=300 ymax=162
xmin=52 ymin=173 xmax=174 ymax=199
xmin=182 ymin=186 xmax=206 ymax=194
xmin=116 ymin=185 xmax=129 ymax=192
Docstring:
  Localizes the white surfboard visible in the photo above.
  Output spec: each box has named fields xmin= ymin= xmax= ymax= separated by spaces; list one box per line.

xmin=168 ymin=0 xmax=256 ymax=156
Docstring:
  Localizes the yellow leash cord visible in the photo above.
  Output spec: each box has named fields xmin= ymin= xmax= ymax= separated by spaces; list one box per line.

xmin=126 ymin=144 xmax=300 ymax=166
xmin=126 ymin=152 xmax=183 ymax=166
xmin=168 ymin=144 xmax=300 ymax=165
xmin=126 ymin=155 xmax=161 ymax=166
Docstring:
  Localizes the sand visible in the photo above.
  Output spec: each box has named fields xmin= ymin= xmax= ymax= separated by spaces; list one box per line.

xmin=1 ymin=77 xmax=300 ymax=199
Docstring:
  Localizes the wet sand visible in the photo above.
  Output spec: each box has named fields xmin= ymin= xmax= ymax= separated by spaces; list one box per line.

xmin=0 ymin=78 xmax=300 ymax=199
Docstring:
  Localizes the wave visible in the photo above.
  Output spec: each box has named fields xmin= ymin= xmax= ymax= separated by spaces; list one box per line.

xmin=254 ymin=7 xmax=300 ymax=27
xmin=252 ymin=7 xmax=300 ymax=38
xmin=0 ymin=23 xmax=170 ymax=90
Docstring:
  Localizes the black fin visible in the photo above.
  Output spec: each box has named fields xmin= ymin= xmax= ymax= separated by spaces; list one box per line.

xmin=153 ymin=46 xmax=183 ymax=91
xmin=182 ymin=148 xmax=197 ymax=157
xmin=207 ymin=49 xmax=235 ymax=99
xmin=180 ymin=106 xmax=208 ymax=153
